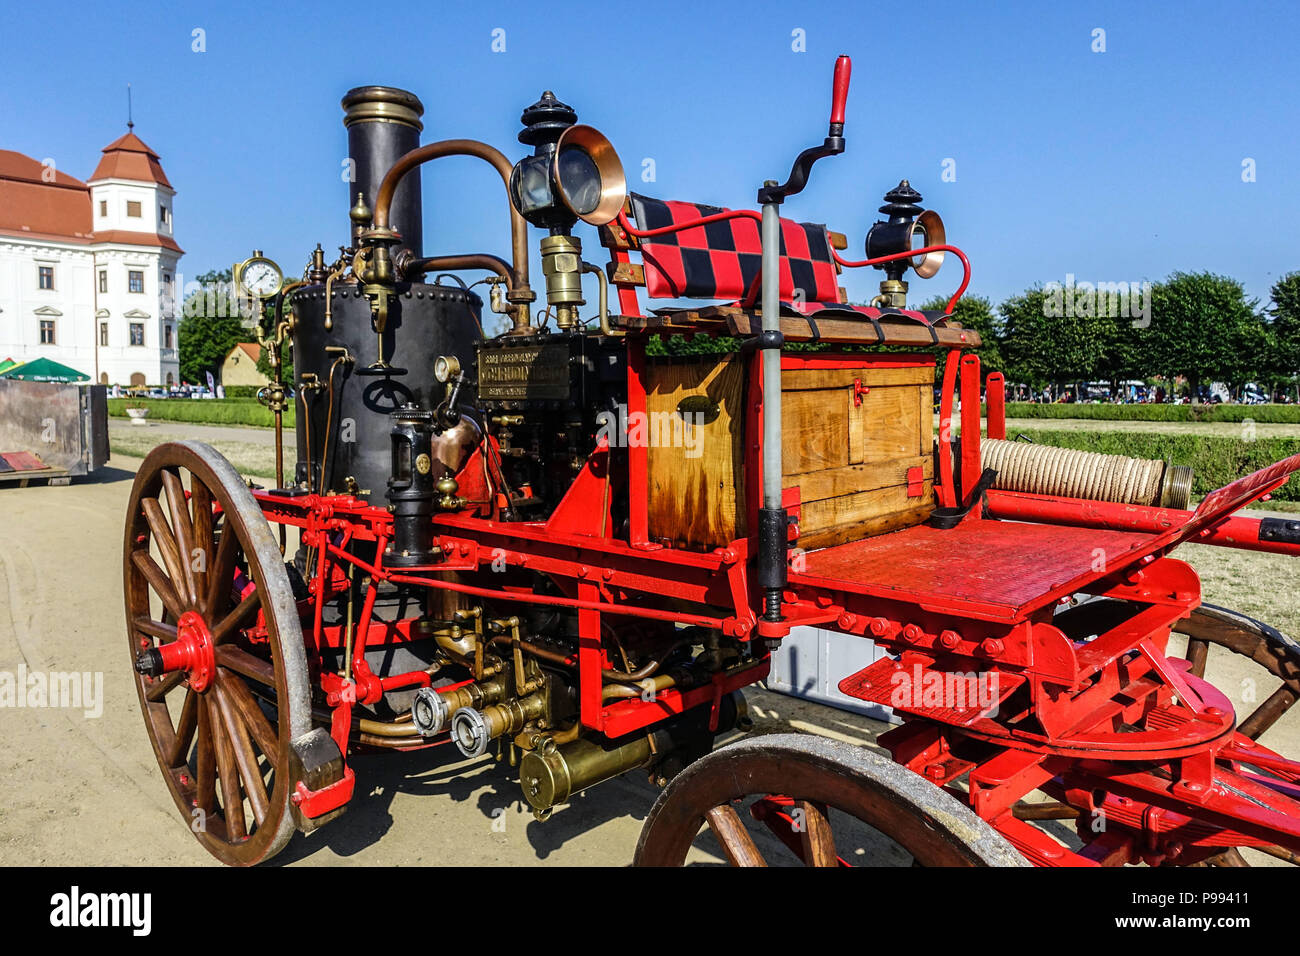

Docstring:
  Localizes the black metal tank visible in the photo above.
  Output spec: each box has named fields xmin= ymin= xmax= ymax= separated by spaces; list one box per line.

xmin=290 ymin=282 xmax=481 ymax=501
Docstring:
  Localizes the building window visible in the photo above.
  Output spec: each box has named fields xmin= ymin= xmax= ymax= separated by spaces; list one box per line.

xmin=126 ymin=200 xmax=142 ymax=218
xmin=99 ymin=200 xmax=107 ymax=217
xmin=98 ymin=270 xmax=108 ymax=293
xmin=164 ymin=325 xmax=172 ymax=349
xmin=160 ymin=205 xmax=170 ymax=226
xmin=40 ymin=320 xmax=56 ymax=345
xmin=129 ymin=322 xmax=144 ymax=346
xmin=38 ymin=265 xmax=54 ymax=290
xmin=129 ymin=270 xmax=144 ymax=293
xmin=100 ymin=322 xmax=109 ymax=347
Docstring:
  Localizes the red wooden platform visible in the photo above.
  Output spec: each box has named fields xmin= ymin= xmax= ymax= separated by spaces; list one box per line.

xmin=791 ymin=518 xmax=1159 ymax=622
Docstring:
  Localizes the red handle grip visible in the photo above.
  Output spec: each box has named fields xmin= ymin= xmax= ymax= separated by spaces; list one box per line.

xmin=829 ymin=54 xmax=852 ymax=127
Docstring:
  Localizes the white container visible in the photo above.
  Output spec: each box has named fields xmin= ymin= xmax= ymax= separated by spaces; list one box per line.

xmin=766 ymin=626 xmax=898 ymax=722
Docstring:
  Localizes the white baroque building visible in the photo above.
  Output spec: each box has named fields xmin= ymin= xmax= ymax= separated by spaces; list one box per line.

xmin=0 ymin=127 xmax=182 ymax=386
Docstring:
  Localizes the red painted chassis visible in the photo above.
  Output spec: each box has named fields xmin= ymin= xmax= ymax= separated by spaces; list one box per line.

xmin=247 ymin=336 xmax=1300 ymax=867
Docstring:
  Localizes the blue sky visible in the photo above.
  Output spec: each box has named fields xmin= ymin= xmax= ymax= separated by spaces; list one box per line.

xmin=3 ymin=0 xmax=1296 ymax=313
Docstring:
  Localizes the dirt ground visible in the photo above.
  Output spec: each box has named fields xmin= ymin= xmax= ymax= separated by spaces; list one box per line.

xmin=1 ymin=429 xmax=1296 ymax=867
xmin=0 ymin=451 xmax=889 ymax=866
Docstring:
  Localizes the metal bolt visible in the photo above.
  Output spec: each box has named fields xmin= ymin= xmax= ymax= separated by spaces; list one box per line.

xmin=938 ymin=630 xmax=961 ymax=650
xmin=903 ymin=624 xmax=922 ymax=642
xmin=869 ymin=617 xmax=889 ymax=637
xmin=981 ymin=638 xmax=1004 ymax=656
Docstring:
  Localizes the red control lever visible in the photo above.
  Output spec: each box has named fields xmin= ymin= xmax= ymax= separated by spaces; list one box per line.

xmin=829 ymin=54 xmax=851 ymax=130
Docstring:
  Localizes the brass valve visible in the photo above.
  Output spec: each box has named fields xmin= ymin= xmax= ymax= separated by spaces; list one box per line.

xmin=540 ymin=234 xmax=585 ymax=329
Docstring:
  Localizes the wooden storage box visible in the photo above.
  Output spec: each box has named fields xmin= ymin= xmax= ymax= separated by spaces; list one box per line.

xmin=645 ymin=353 xmax=935 ymax=551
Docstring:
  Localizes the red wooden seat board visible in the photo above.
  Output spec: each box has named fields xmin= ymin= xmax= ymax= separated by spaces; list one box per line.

xmin=1 ymin=451 xmax=49 ymax=472
xmin=791 ymin=519 xmax=1157 ymax=622
xmin=792 ymin=456 xmax=1300 ymax=623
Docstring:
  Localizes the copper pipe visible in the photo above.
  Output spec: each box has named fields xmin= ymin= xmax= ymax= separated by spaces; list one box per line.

xmin=357 ymin=733 xmax=438 ymax=750
xmin=1011 ymin=801 xmax=1080 ymax=821
xmin=404 ymin=253 xmax=511 ymax=283
xmin=358 ymin=717 xmax=422 ymax=738
xmin=372 ymin=139 xmax=534 ymax=331
xmin=486 ymin=634 xmax=680 ymax=684
xmin=602 ymin=673 xmax=677 ymax=702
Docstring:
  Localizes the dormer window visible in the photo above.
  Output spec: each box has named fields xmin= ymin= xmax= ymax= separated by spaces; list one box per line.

xmin=99 ymin=200 xmax=107 ymax=217
xmin=126 ymin=200 xmax=142 ymax=218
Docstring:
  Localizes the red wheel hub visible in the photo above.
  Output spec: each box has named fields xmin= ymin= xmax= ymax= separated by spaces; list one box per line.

xmin=153 ymin=610 xmax=216 ymax=692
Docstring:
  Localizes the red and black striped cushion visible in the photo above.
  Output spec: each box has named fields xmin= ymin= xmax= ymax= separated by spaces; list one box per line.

xmin=630 ymin=193 xmax=840 ymax=303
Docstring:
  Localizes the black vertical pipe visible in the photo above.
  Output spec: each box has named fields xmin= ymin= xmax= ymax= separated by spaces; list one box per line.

xmin=341 ymin=86 xmax=424 ymax=259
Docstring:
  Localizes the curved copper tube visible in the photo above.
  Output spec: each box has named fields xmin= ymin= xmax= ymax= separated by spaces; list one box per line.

xmin=372 ymin=139 xmax=534 ymax=331
xmin=404 ymin=253 xmax=513 ymax=284
xmin=487 ymin=634 xmax=682 ymax=684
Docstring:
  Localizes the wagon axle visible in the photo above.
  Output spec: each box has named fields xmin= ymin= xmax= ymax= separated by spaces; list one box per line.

xmin=134 ymin=610 xmax=216 ymax=692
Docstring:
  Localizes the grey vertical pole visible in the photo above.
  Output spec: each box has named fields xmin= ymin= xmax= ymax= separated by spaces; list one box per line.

xmin=760 ymin=193 xmax=782 ymax=511
xmin=752 ymin=55 xmax=851 ymax=625
xmin=756 ymin=186 xmax=788 ymax=623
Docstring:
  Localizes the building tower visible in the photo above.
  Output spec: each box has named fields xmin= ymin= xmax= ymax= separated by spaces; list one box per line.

xmin=87 ymin=127 xmax=183 ymax=386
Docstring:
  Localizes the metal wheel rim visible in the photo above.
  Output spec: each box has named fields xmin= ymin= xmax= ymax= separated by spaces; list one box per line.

xmin=634 ymin=733 xmax=1028 ymax=867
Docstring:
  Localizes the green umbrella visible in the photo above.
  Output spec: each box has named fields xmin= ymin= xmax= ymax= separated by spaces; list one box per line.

xmin=0 ymin=358 xmax=18 ymax=374
xmin=0 ymin=357 xmax=89 ymax=383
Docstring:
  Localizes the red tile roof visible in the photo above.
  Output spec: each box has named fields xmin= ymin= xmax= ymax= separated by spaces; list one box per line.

xmin=89 ymin=131 xmax=173 ymax=188
xmin=0 ymin=142 xmax=181 ymax=250
xmin=0 ymin=150 xmax=93 ymax=240
xmin=90 ymin=229 xmax=184 ymax=253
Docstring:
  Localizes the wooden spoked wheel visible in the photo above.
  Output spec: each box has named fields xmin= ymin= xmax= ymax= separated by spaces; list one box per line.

xmin=1056 ymin=597 xmax=1300 ymax=867
xmin=124 ymin=441 xmax=310 ymax=866
xmin=634 ymin=734 xmax=1027 ymax=867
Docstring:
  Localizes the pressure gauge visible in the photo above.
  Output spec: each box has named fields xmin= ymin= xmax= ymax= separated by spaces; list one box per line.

xmin=434 ymin=355 xmax=461 ymax=384
xmin=238 ymin=253 xmax=283 ymax=298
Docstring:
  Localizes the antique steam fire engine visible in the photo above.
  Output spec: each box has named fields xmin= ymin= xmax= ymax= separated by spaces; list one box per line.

xmin=124 ymin=58 xmax=1300 ymax=866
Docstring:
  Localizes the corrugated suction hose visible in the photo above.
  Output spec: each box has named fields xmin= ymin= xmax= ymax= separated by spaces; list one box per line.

xmin=981 ymin=438 xmax=1193 ymax=510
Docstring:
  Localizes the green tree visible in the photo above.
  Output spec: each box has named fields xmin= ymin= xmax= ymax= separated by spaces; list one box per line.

xmin=999 ymin=286 xmax=1110 ymax=392
xmin=1268 ymin=272 xmax=1300 ymax=400
xmin=1145 ymin=272 xmax=1266 ymax=403
xmin=178 ymin=268 xmax=249 ymax=386
xmin=919 ymin=294 xmax=1004 ymax=380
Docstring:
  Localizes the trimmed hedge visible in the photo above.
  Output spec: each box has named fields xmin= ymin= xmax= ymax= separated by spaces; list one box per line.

xmin=1014 ymin=429 xmax=1300 ymax=501
xmin=1002 ymin=402 xmax=1300 ymax=423
xmin=109 ymin=398 xmax=294 ymax=429
xmin=221 ymin=385 xmax=265 ymax=400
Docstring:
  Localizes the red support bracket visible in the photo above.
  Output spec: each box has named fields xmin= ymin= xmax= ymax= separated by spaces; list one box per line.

xmin=292 ymin=766 xmax=355 ymax=820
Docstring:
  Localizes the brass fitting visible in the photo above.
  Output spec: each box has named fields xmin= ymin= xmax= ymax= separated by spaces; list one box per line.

xmin=872 ymin=278 xmax=909 ymax=309
xmin=540 ymin=234 xmax=585 ymax=329
xmin=449 ymin=691 xmax=548 ymax=758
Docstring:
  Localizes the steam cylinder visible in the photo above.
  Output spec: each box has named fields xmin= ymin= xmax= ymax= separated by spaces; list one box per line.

xmin=342 ymin=86 xmax=424 ymax=260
